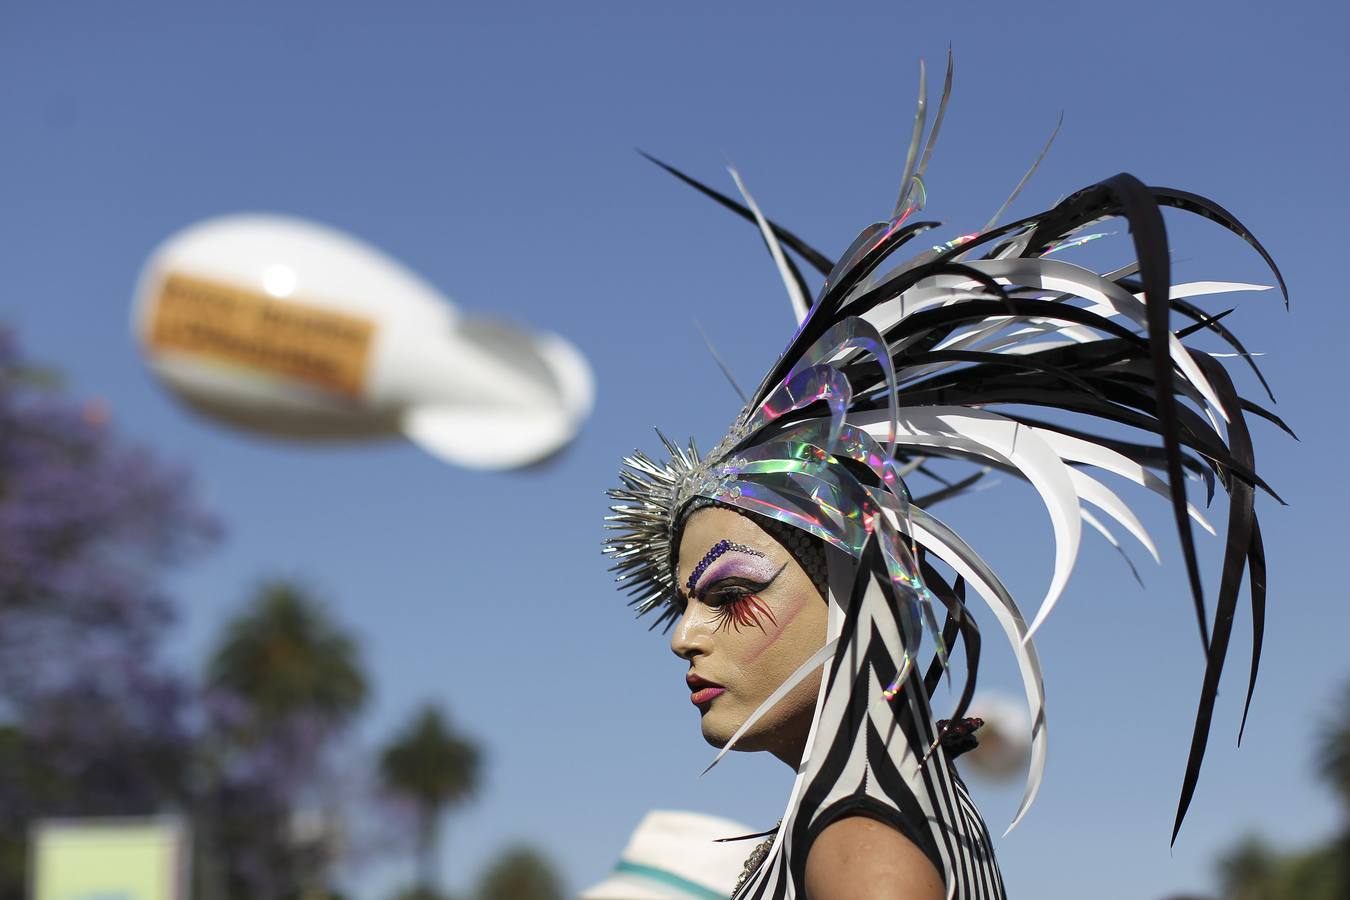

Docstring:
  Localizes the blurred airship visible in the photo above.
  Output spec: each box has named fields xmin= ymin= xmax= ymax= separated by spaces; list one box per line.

xmin=961 ymin=692 xmax=1033 ymax=783
xmin=132 ymin=215 xmax=592 ymax=469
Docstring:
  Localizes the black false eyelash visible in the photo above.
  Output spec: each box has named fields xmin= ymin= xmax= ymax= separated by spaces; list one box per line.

xmin=704 ymin=564 xmax=787 ymax=632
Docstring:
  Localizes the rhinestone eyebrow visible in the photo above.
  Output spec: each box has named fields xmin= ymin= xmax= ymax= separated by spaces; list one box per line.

xmin=685 ymin=539 xmax=765 ymax=594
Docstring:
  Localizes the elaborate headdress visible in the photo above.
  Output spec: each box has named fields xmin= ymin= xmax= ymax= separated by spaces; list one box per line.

xmin=605 ymin=57 xmax=1286 ymax=896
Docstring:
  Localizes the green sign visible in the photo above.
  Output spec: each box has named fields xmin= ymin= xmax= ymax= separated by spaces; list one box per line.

xmin=31 ymin=818 xmax=188 ymax=900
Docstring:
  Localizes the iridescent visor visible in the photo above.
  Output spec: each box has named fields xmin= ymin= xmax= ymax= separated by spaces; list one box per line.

xmin=703 ymin=428 xmax=946 ymax=688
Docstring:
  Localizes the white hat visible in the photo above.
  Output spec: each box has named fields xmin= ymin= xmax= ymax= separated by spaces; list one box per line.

xmin=580 ymin=810 xmax=759 ymax=900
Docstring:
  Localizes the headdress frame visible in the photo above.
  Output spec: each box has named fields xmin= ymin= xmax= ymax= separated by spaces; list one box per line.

xmin=603 ymin=58 xmax=1288 ymax=843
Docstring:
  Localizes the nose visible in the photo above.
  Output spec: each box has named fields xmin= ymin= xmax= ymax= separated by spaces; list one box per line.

xmin=670 ymin=600 xmax=712 ymax=661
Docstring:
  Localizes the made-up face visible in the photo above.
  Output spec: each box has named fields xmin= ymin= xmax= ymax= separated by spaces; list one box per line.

xmin=671 ymin=506 xmax=829 ymax=765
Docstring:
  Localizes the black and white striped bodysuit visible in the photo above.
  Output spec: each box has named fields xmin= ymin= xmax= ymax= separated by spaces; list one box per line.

xmin=732 ymin=556 xmax=1005 ymax=899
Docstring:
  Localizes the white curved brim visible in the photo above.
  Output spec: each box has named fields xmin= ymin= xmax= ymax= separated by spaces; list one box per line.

xmin=580 ymin=872 xmax=716 ymax=900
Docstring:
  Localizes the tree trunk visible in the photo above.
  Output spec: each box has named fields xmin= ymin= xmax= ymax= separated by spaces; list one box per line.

xmin=1339 ymin=827 xmax=1350 ymax=899
xmin=416 ymin=807 xmax=443 ymax=893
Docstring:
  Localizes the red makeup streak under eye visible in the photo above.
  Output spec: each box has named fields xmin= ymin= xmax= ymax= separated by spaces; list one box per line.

xmin=742 ymin=596 xmax=806 ymax=664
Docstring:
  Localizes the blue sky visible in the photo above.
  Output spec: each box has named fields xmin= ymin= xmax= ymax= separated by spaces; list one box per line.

xmin=2 ymin=2 xmax=1347 ymax=897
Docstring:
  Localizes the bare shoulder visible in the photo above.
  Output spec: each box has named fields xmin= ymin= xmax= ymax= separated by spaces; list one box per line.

xmin=803 ymin=815 xmax=945 ymax=900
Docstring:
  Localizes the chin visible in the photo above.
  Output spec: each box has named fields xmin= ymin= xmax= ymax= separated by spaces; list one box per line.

xmin=699 ymin=715 xmax=734 ymax=748
xmin=700 ymin=710 xmax=765 ymax=752
xmin=698 ymin=703 xmax=749 ymax=749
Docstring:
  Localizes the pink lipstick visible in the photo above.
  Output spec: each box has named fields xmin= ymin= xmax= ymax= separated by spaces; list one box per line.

xmin=690 ymin=686 xmax=726 ymax=705
xmin=687 ymin=673 xmax=725 ymax=706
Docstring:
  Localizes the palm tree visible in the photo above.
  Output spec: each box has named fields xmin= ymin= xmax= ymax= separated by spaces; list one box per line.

xmin=1216 ymin=836 xmax=1277 ymax=900
xmin=206 ymin=580 xmax=369 ymax=899
xmin=475 ymin=845 xmax=564 ymax=900
xmin=1210 ymin=678 xmax=1350 ymax=900
xmin=208 ymin=581 xmax=368 ymax=744
xmin=1316 ymin=681 xmax=1350 ymax=809
xmin=1315 ymin=679 xmax=1350 ymax=893
xmin=379 ymin=704 xmax=481 ymax=895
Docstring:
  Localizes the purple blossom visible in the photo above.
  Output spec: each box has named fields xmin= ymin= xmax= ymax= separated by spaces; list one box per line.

xmin=0 ymin=327 xmax=219 ymax=713
xmin=0 ymin=326 xmax=219 ymax=848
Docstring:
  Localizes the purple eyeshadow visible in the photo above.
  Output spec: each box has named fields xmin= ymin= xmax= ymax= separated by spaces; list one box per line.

xmin=685 ymin=539 xmax=764 ymax=593
xmin=697 ymin=554 xmax=781 ymax=593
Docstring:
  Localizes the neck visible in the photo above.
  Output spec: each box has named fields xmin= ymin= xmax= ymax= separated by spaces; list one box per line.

xmin=765 ymin=716 xmax=811 ymax=770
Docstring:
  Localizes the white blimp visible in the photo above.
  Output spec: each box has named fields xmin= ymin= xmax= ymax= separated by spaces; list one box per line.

xmin=132 ymin=216 xmax=592 ymax=469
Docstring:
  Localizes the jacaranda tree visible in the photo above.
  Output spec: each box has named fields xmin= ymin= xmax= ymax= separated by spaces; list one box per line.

xmin=0 ymin=327 xmax=219 ymax=899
